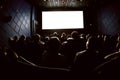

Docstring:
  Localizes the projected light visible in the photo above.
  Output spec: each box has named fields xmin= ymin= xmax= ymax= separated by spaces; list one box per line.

xmin=42 ymin=11 xmax=84 ymax=30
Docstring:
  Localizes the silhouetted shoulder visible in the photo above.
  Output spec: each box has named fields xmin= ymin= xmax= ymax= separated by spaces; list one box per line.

xmin=76 ymin=50 xmax=87 ymax=56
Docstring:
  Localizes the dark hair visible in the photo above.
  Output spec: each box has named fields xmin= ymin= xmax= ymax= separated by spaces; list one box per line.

xmin=19 ymin=35 xmax=26 ymax=41
xmin=71 ymin=31 xmax=79 ymax=39
xmin=86 ymin=36 xmax=100 ymax=50
xmin=33 ymin=34 xmax=41 ymax=42
xmin=47 ymin=36 xmax=60 ymax=52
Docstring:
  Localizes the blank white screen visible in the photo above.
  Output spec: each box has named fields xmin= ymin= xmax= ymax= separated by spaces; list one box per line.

xmin=42 ymin=11 xmax=84 ymax=30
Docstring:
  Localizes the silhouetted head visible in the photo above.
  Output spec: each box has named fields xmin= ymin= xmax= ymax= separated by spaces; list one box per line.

xmin=108 ymin=35 xmax=118 ymax=51
xmin=13 ymin=36 xmax=18 ymax=41
xmin=86 ymin=36 xmax=100 ymax=50
xmin=33 ymin=34 xmax=41 ymax=42
xmin=47 ymin=36 xmax=61 ymax=53
xmin=44 ymin=36 xmax=50 ymax=42
xmin=26 ymin=37 xmax=32 ymax=43
xmin=71 ymin=31 xmax=79 ymax=39
xmin=8 ymin=37 xmax=13 ymax=45
xmin=52 ymin=32 xmax=59 ymax=37
xmin=19 ymin=35 xmax=26 ymax=41
xmin=61 ymin=32 xmax=66 ymax=38
xmin=80 ymin=34 xmax=85 ymax=39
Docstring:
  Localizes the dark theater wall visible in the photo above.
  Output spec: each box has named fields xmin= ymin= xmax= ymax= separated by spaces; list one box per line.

xmin=97 ymin=3 xmax=120 ymax=35
xmin=0 ymin=0 xmax=31 ymax=47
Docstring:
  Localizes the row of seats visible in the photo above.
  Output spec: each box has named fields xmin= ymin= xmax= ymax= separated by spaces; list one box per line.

xmin=0 ymin=47 xmax=69 ymax=80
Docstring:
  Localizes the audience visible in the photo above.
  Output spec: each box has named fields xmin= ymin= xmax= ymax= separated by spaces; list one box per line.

xmin=3 ymin=31 xmax=120 ymax=80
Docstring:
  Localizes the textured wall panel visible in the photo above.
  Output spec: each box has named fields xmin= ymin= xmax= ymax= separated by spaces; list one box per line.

xmin=97 ymin=4 xmax=120 ymax=35
xmin=0 ymin=0 xmax=31 ymax=47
